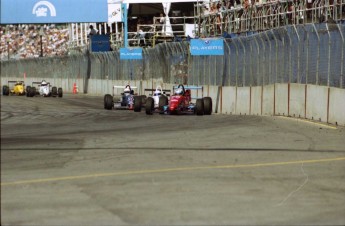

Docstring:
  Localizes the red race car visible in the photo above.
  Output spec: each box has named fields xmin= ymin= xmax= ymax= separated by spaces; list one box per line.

xmin=146 ymin=84 xmax=212 ymax=115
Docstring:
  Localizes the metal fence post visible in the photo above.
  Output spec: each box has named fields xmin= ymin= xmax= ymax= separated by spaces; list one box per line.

xmin=337 ymin=23 xmax=344 ymax=88
xmin=271 ymin=30 xmax=278 ymax=83
xmin=264 ymin=31 xmax=272 ymax=84
xmin=238 ymin=38 xmax=246 ymax=86
xmin=253 ymin=36 xmax=260 ymax=86
xmin=293 ymin=25 xmax=301 ymax=83
xmin=258 ymin=34 xmax=266 ymax=85
xmin=233 ymin=40 xmax=239 ymax=87
xmin=326 ymin=23 xmax=331 ymax=87
xmin=312 ymin=24 xmax=320 ymax=85
xmin=285 ymin=27 xmax=292 ymax=83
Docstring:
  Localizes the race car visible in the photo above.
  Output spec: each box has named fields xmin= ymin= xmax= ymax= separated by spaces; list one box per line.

xmin=104 ymin=85 xmax=146 ymax=111
xmin=145 ymin=84 xmax=212 ymax=115
xmin=26 ymin=80 xmax=63 ymax=97
xmin=2 ymin=81 xmax=26 ymax=96
xmin=135 ymin=85 xmax=170 ymax=114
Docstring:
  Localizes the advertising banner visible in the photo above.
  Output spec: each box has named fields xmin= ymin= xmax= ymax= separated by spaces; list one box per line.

xmin=91 ymin=35 xmax=110 ymax=52
xmin=190 ymin=39 xmax=224 ymax=56
xmin=120 ymin=48 xmax=143 ymax=60
xmin=108 ymin=1 xmax=122 ymax=23
xmin=1 ymin=0 xmax=108 ymax=24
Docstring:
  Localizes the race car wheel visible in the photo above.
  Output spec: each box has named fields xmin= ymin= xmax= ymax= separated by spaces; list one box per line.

xmin=196 ymin=99 xmax=204 ymax=116
xmin=104 ymin=94 xmax=113 ymax=110
xmin=30 ymin=87 xmax=36 ymax=97
xmin=133 ymin=96 xmax=142 ymax=112
xmin=52 ymin=87 xmax=57 ymax=97
xmin=140 ymin=95 xmax=147 ymax=105
xmin=2 ymin=85 xmax=9 ymax=96
xmin=58 ymin=88 xmax=63 ymax=98
xmin=159 ymin=95 xmax=168 ymax=111
xmin=203 ymin=97 xmax=212 ymax=115
xmin=145 ymin=97 xmax=154 ymax=115
xmin=26 ymin=86 xmax=31 ymax=97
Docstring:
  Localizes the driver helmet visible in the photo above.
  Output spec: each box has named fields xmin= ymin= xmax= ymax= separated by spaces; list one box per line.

xmin=175 ymin=88 xmax=183 ymax=95
xmin=41 ymin=80 xmax=47 ymax=86
xmin=124 ymin=86 xmax=131 ymax=94
xmin=154 ymin=90 xmax=161 ymax=96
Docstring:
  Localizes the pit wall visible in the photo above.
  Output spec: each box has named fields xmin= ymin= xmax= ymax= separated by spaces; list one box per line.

xmin=1 ymin=77 xmax=344 ymax=126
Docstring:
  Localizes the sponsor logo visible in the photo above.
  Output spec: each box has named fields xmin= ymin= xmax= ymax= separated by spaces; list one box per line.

xmin=32 ymin=1 xmax=56 ymax=17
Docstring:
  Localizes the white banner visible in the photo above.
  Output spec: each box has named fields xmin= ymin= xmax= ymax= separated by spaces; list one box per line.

xmin=108 ymin=2 xmax=122 ymax=23
xmin=185 ymin=24 xmax=198 ymax=38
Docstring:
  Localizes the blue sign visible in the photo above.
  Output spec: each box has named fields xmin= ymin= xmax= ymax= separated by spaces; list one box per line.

xmin=91 ymin=35 xmax=110 ymax=52
xmin=120 ymin=48 xmax=143 ymax=60
xmin=0 ymin=0 xmax=108 ymax=24
xmin=190 ymin=39 xmax=224 ymax=56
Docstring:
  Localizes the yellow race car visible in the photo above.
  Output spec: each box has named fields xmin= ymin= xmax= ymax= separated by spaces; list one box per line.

xmin=2 ymin=81 xmax=27 ymax=96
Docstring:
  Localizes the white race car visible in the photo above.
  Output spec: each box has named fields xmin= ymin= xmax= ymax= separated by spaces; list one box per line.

xmin=104 ymin=85 xmax=146 ymax=111
xmin=26 ymin=80 xmax=63 ymax=97
xmin=144 ymin=86 xmax=170 ymax=114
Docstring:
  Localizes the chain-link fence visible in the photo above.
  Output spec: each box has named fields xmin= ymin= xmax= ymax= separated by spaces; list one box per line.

xmin=189 ymin=23 xmax=344 ymax=88
xmin=1 ymin=23 xmax=344 ymax=89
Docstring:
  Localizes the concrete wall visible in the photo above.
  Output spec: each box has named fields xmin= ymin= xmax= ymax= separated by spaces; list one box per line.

xmin=262 ymin=84 xmax=275 ymax=116
xmin=306 ymin=85 xmax=329 ymax=122
xmin=289 ymin=83 xmax=306 ymax=118
xmin=1 ymin=76 xmax=345 ymax=126
xmin=275 ymin=83 xmax=288 ymax=116
xmin=251 ymin=86 xmax=262 ymax=116
xmin=329 ymin=87 xmax=345 ymax=126
xmin=236 ymin=87 xmax=250 ymax=115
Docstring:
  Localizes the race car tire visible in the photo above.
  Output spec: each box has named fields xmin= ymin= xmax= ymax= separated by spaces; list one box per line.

xmin=26 ymin=86 xmax=31 ymax=97
xmin=145 ymin=97 xmax=154 ymax=115
xmin=58 ymin=88 xmax=63 ymax=98
xmin=203 ymin=97 xmax=212 ymax=115
xmin=159 ymin=95 xmax=168 ymax=110
xmin=140 ymin=95 xmax=147 ymax=105
xmin=133 ymin=96 xmax=142 ymax=112
xmin=104 ymin=94 xmax=113 ymax=110
xmin=52 ymin=87 xmax=57 ymax=97
xmin=30 ymin=87 xmax=36 ymax=97
xmin=196 ymin=99 xmax=204 ymax=115
xmin=2 ymin=85 xmax=9 ymax=96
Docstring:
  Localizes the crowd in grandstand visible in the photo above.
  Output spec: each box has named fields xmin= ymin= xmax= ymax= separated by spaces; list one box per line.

xmin=0 ymin=24 xmax=69 ymax=60
xmin=0 ymin=0 xmax=344 ymax=60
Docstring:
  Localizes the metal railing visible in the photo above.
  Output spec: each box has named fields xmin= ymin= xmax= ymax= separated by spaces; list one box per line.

xmin=63 ymin=1 xmax=344 ymax=50
xmin=195 ymin=0 xmax=345 ymax=37
xmin=2 ymin=23 xmax=344 ymax=89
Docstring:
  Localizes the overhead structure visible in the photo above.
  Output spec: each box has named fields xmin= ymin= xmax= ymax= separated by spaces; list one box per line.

xmin=1 ymin=0 xmax=108 ymax=24
xmin=110 ymin=0 xmax=201 ymax=46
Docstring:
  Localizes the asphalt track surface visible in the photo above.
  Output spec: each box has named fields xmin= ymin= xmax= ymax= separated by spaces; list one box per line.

xmin=1 ymin=94 xmax=345 ymax=226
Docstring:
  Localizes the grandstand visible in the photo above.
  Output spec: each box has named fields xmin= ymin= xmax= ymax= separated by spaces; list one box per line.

xmin=0 ymin=0 xmax=344 ymax=60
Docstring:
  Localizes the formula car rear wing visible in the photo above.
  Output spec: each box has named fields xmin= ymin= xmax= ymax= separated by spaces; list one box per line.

xmin=173 ymin=85 xmax=204 ymax=99
xmin=112 ymin=85 xmax=138 ymax=96
xmin=145 ymin=86 xmax=171 ymax=96
xmin=32 ymin=81 xmax=51 ymax=87
xmin=8 ymin=81 xmax=25 ymax=86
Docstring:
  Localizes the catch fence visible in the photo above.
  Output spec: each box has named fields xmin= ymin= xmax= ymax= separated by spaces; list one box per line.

xmin=1 ymin=23 xmax=344 ymax=89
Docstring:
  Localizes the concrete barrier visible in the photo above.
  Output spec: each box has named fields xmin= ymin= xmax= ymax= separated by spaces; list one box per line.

xmin=207 ymin=86 xmax=219 ymax=113
xmin=262 ymin=84 xmax=275 ymax=116
xmin=289 ymin=83 xmax=306 ymax=118
xmin=275 ymin=83 xmax=288 ymax=116
xmin=329 ymin=87 xmax=345 ymax=126
xmin=221 ymin=86 xmax=236 ymax=114
xmin=236 ymin=87 xmax=250 ymax=115
xmin=251 ymin=86 xmax=262 ymax=115
xmin=306 ymin=85 xmax=328 ymax=122
xmin=1 ymin=76 xmax=344 ymax=126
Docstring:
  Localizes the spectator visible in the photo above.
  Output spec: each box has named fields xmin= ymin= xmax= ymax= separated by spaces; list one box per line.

xmin=88 ymin=25 xmax=98 ymax=36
